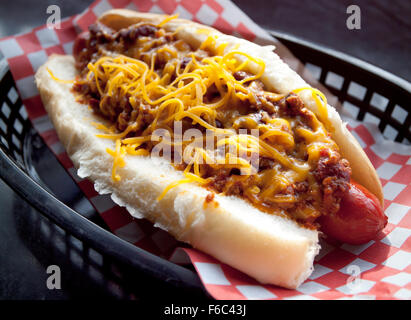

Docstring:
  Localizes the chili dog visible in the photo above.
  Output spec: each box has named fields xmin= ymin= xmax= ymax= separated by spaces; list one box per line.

xmin=35 ymin=10 xmax=387 ymax=289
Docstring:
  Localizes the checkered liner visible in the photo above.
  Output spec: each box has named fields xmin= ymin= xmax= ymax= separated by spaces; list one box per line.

xmin=1 ymin=0 xmax=410 ymax=300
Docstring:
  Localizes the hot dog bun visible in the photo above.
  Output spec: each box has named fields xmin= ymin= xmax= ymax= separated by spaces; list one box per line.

xmin=34 ymin=10 xmax=383 ymax=289
xmin=98 ymin=9 xmax=384 ymax=206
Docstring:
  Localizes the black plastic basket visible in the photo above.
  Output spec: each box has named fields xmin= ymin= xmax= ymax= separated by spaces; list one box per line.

xmin=270 ymin=31 xmax=411 ymax=144
xmin=0 ymin=31 xmax=410 ymax=299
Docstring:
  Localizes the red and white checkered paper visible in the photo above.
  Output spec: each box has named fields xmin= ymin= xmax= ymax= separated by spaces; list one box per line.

xmin=1 ymin=0 xmax=410 ymax=300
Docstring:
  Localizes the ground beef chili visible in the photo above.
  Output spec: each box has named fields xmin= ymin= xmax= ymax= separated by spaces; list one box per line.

xmin=72 ymin=21 xmax=351 ymax=229
xmin=314 ymin=149 xmax=351 ymax=214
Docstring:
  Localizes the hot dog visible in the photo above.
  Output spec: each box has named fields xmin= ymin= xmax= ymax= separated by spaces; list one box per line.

xmin=320 ymin=180 xmax=387 ymax=244
xmin=35 ymin=10 xmax=387 ymax=289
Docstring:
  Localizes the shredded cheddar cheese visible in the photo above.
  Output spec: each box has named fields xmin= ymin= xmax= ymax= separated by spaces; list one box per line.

xmin=69 ymin=21 xmax=343 ymax=222
xmin=292 ymin=87 xmax=331 ymax=131
xmin=157 ymin=14 xmax=179 ymax=27
xmin=47 ymin=67 xmax=75 ymax=84
xmin=106 ymin=139 xmax=126 ymax=182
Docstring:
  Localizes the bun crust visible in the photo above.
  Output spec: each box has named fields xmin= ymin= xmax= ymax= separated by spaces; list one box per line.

xmin=34 ymin=10 xmax=382 ymax=289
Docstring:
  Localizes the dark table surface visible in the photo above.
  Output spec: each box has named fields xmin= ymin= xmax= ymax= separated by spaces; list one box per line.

xmin=0 ymin=0 xmax=410 ymax=300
